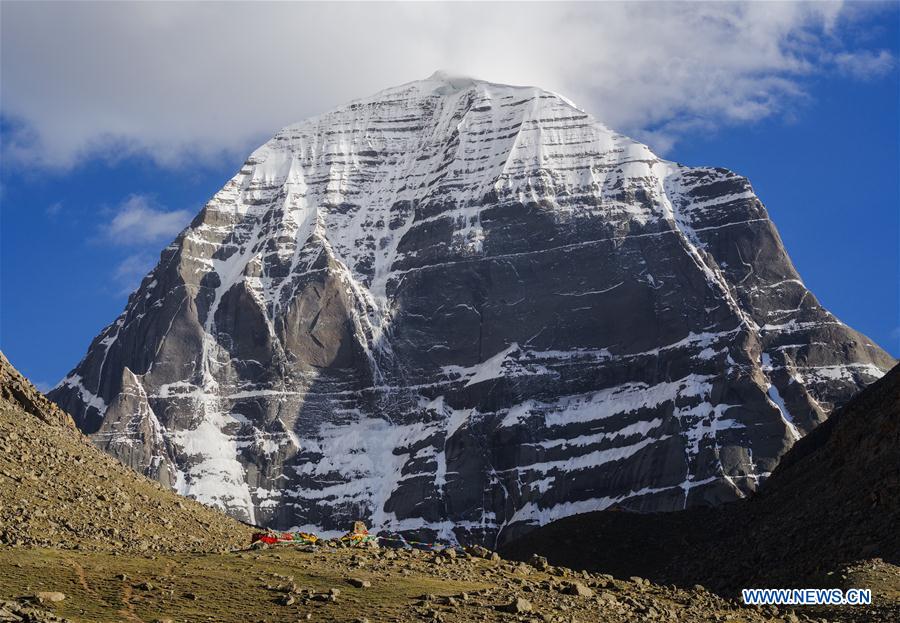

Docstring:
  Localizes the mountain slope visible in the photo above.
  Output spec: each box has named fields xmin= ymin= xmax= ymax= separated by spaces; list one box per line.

xmin=501 ymin=362 xmax=900 ymax=591
xmin=1 ymin=352 xmax=889 ymax=623
xmin=1 ymin=351 xmax=75 ymax=430
xmin=0 ymin=351 xmax=253 ymax=551
xmin=48 ymin=72 xmax=894 ymax=545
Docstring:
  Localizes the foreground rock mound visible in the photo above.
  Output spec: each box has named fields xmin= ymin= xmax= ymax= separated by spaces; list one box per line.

xmin=49 ymin=72 xmax=894 ymax=543
xmin=502 ymin=363 xmax=900 ymax=592
xmin=0 ymin=351 xmax=253 ymax=551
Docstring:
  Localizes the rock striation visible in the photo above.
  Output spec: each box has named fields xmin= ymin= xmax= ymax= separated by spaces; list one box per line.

xmin=48 ymin=72 xmax=894 ymax=545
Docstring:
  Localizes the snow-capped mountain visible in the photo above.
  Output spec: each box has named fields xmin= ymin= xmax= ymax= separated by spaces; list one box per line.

xmin=49 ymin=72 xmax=895 ymax=546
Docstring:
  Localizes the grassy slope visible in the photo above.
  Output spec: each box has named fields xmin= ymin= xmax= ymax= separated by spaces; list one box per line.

xmin=1 ymin=547 xmax=489 ymax=623
xmin=1 ymin=545 xmax=787 ymax=623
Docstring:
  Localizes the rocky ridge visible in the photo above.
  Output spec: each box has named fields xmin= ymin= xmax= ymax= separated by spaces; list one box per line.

xmin=1 ymin=351 xmax=74 ymax=429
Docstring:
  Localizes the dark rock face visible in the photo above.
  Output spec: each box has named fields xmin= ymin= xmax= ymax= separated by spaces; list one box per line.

xmin=49 ymin=73 xmax=895 ymax=545
xmin=500 ymin=363 xmax=900 ymax=591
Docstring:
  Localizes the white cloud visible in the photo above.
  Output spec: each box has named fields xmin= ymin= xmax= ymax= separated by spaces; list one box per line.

xmin=103 ymin=194 xmax=192 ymax=246
xmin=32 ymin=380 xmax=53 ymax=394
xmin=833 ymin=49 xmax=895 ymax=80
xmin=0 ymin=1 xmax=895 ymax=166
xmin=45 ymin=201 xmax=63 ymax=218
xmin=99 ymin=194 xmax=191 ymax=292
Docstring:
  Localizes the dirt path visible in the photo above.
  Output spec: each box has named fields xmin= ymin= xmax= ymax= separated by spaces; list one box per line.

xmin=116 ymin=583 xmax=143 ymax=623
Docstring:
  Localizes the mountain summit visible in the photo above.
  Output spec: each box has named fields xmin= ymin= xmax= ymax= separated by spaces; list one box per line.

xmin=49 ymin=74 xmax=894 ymax=545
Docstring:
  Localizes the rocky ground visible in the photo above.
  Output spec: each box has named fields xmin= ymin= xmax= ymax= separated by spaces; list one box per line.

xmin=804 ymin=558 xmax=900 ymax=623
xmin=0 ymin=542 xmax=822 ymax=623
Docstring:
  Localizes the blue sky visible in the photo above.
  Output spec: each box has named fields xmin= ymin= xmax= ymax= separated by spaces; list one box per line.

xmin=1 ymin=2 xmax=898 ymax=388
